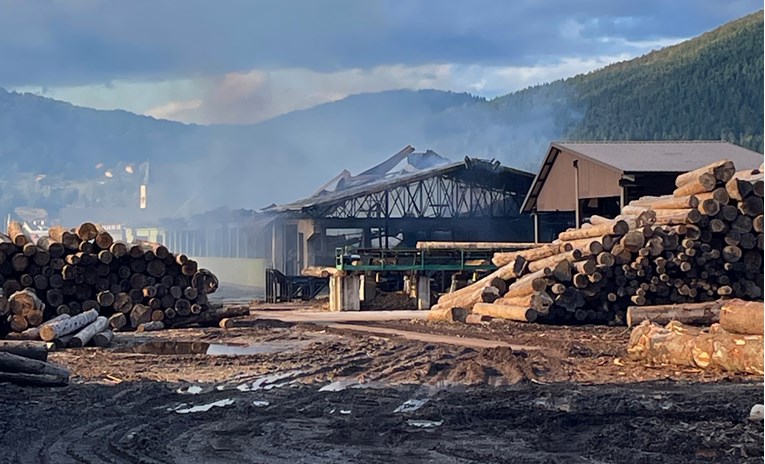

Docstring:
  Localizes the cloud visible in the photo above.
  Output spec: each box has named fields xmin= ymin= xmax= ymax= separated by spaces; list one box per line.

xmin=0 ymin=0 xmax=759 ymax=88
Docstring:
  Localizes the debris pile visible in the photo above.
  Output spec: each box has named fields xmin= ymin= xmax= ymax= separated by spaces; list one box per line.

xmin=429 ymin=160 xmax=763 ymax=324
xmin=0 ymin=222 xmax=228 ymax=346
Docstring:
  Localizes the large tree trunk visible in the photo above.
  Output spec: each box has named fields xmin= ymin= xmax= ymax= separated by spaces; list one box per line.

xmin=0 ymin=340 xmax=49 ymax=361
xmin=0 ymin=351 xmax=69 ymax=378
xmin=628 ymin=320 xmax=764 ymax=375
xmin=69 ymin=316 xmax=109 ymax=347
xmin=0 ymin=371 xmax=68 ymax=387
xmin=471 ymin=302 xmax=537 ymax=322
xmin=626 ymin=301 xmax=724 ymax=327
xmin=426 ymin=306 xmax=468 ymax=322
xmin=720 ymin=299 xmax=763 ymax=335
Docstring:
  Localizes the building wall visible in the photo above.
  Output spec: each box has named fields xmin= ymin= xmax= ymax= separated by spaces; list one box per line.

xmin=191 ymin=256 xmax=268 ymax=289
xmin=536 ymin=150 xmax=623 ymax=212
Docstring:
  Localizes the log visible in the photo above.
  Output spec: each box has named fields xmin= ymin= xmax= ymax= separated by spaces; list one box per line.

xmin=472 ymin=303 xmax=537 ymax=322
xmin=626 ymin=301 xmax=723 ymax=327
xmin=7 ymin=221 xmax=29 ymax=247
xmin=6 ymin=314 xmax=70 ymax=341
xmin=428 ymin=305 xmax=468 ymax=322
xmin=93 ymin=330 xmax=114 ymax=348
xmin=0 ymin=371 xmax=68 ymax=387
xmin=0 ymin=340 xmax=49 ymax=361
xmin=465 ymin=314 xmax=492 ymax=324
xmin=136 ymin=321 xmax=165 ymax=332
xmin=75 ymin=222 xmax=98 ymax=241
xmin=628 ymin=321 xmax=764 ymax=375
xmin=436 ymin=260 xmax=521 ymax=310
xmin=0 ymin=351 xmax=69 ymax=378
xmin=130 ymin=304 xmax=152 ymax=328
xmin=557 ymin=220 xmax=628 ymax=241
xmin=630 ymin=194 xmax=699 ymax=209
xmin=694 ymin=188 xmax=729 ymax=205
xmin=504 ymin=268 xmax=550 ymax=298
xmin=93 ymin=224 xmax=113 ymax=249
xmin=652 ymin=208 xmax=702 ymax=225
xmin=720 ymin=299 xmax=763 ymax=335
xmin=108 ymin=312 xmax=127 ymax=330
xmin=495 ymin=291 xmax=553 ymax=311
xmin=491 ymin=243 xmax=570 ymax=267
xmin=675 ymin=160 xmax=735 ymax=187
xmin=48 ymin=226 xmax=80 ymax=250
xmin=69 ymin=316 xmax=109 ymax=348
xmin=481 ymin=286 xmax=502 ymax=303
xmin=39 ymin=308 xmax=99 ymax=341
xmin=114 ymin=292 xmax=133 ymax=314
xmin=698 ymin=198 xmax=720 ymax=216
xmin=301 ymin=266 xmax=340 ymax=278
xmin=527 ymin=250 xmax=582 ymax=273
xmin=673 ymin=172 xmax=716 ymax=196
xmin=739 ymin=196 xmax=764 ymax=217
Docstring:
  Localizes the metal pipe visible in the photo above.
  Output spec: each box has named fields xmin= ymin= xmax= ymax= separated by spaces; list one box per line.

xmin=573 ymin=159 xmax=580 ymax=228
xmin=532 ymin=211 xmax=539 ymax=243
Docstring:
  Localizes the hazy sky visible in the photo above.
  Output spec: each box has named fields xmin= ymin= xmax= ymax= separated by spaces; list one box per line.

xmin=3 ymin=0 xmax=761 ymax=124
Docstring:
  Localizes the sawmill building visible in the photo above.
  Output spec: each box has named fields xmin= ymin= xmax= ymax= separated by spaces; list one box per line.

xmin=521 ymin=141 xmax=763 ymax=240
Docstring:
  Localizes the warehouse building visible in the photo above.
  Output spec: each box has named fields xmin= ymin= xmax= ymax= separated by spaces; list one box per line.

xmin=264 ymin=146 xmax=535 ymax=275
xmin=521 ymin=141 xmax=763 ymax=240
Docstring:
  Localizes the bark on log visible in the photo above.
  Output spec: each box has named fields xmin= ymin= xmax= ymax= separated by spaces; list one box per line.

xmin=504 ymin=268 xmax=551 ymax=298
xmin=436 ymin=260 xmax=521 ymax=310
xmin=720 ymin=299 xmax=764 ymax=335
xmin=491 ymin=243 xmax=570 ymax=267
xmin=75 ymin=222 xmax=98 ymax=241
xmin=0 ymin=351 xmax=69 ymax=378
xmin=472 ymin=302 xmax=537 ymax=322
xmin=0 ymin=340 xmax=49 ymax=361
xmin=496 ymin=291 xmax=553 ymax=312
xmin=7 ymin=314 xmax=70 ymax=340
xmin=93 ymin=330 xmax=114 ymax=348
xmin=40 ymin=308 xmax=99 ymax=341
xmin=108 ymin=312 xmax=127 ymax=330
xmin=626 ymin=301 xmax=724 ymax=327
xmin=136 ymin=321 xmax=165 ymax=332
xmin=0 ymin=371 xmax=68 ymax=387
xmin=527 ymin=250 xmax=582 ymax=273
xmin=69 ymin=316 xmax=109 ymax=347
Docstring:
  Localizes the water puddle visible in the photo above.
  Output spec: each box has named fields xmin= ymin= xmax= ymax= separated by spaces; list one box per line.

xmin=406 ymin=419 xmax=443 ymax=428
xmin=130 ymin=340 xmax=306 ymax=356
xmin=176 ymin=385 xmax=203 ymax=395
xmin=236 ymin=370 xmax=303 ymax=391
xmin=394 ymin=399 xmax=429 ymax=413
xmin=252 ymin=400 xmax=270 ymax=407
xmin=171 ymin=399 xmax=234 ymax=414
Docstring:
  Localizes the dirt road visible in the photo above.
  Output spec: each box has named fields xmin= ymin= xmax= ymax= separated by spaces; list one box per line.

xmin=0 ymin=309 xmax=762 ymax=463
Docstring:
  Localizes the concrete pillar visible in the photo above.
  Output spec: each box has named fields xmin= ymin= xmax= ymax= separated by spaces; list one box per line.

xmin=359 ymin=274 xmax=376 ymax=302
xmin=416 ymin=275 xmax=432 ymax=310
xmin=329 ymin=274 xmax=361 ymax=311
xmin=403 ymin=275 xmax=413 ymax=297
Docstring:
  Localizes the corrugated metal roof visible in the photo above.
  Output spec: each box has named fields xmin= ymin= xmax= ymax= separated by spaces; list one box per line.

xmin=554 ymin=141 xmax=762 ymax=172
xmin=521 ymin=141 xmax=764 ymax=213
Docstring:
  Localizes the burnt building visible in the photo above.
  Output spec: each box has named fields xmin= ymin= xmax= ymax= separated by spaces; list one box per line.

xmin=264 ymin=146 xmax=534 ymax=275
xmin=521 ymin=141 xmax=763 ymax=241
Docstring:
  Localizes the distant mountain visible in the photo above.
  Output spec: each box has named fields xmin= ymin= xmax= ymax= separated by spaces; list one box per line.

xmin=0 ymin=11 xmax=761 ymax=222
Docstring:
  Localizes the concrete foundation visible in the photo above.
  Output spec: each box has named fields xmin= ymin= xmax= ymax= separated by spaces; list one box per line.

xmin=359 ymin=274 xmax=377 ymax=302
xmin=416 ymin=275 xmax=432 ymax=310
xmin=329 ymin=274 xmax=361 ymax=311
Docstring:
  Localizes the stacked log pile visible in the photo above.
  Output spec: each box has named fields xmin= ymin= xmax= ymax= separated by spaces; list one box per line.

xmin=428 ymin=159 xmax=763 ymax=324
xmin=628 ymin=299 xmax=764 ymax=375
xmin=0 ymin=222 xmax=223 ymax=345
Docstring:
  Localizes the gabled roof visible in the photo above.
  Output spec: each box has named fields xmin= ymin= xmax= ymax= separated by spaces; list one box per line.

xmin=554 ymin=141 xmax=762 ymax=172
xmin=265 ymin=154 xmax=533 ymax=214
xmin=521 ymin=140 xmax=764 ymax=213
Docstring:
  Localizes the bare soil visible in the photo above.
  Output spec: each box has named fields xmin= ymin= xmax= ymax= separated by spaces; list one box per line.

xmin=0 ymin=314 xmax=762 ymax=463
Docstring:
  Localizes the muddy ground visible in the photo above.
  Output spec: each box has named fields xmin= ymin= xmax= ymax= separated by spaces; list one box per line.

xmin=0 ymin=311 xmax=763 ymax=463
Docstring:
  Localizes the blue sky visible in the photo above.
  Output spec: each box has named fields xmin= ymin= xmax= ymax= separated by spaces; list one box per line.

xmin=3 ymin=0 xmax=761 ymax=124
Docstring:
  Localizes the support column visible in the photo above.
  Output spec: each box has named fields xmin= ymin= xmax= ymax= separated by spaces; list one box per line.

xmin=359 ymin=274 xmax=376 ymax=302
xmin=416 ymin=275 xmax=432 ymax=310
xmin=329 ymin=274 xmax=360 ymax=311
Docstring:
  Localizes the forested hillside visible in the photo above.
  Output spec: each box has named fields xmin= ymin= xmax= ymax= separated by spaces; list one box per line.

xmin=496 ymin=11 xmax=764 ymax=151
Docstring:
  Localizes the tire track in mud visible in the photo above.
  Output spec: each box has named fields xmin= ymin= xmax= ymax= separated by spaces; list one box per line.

xmin=1 ymin=381 xmax=762 ymax=464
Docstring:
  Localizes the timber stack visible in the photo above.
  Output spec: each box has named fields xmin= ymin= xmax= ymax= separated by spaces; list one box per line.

xmin=0 ymin=222 xmax=225 ymax=345
xmin=428 ymin=159 xmax=764 ymax=324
